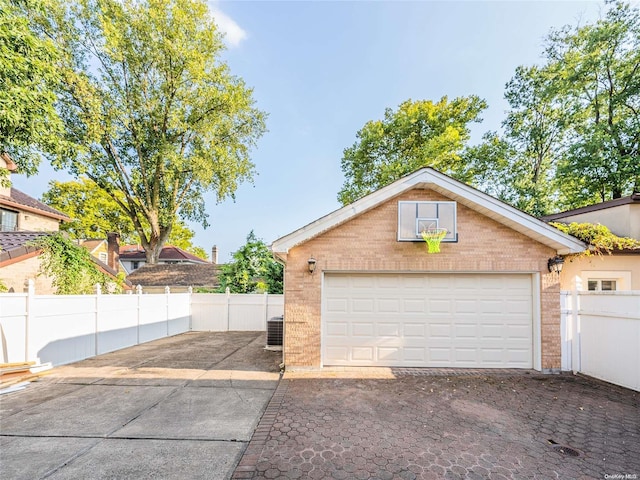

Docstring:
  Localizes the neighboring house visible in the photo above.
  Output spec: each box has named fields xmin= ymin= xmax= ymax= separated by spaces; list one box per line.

xmin=0 ymin=231 xmax=57 ymax=293
xmin=79 ymin=233 xmax=126 ymax=275
xmin=119 ymin=244 xmax=209 ymax=274
xmin=541 ymin=194 xmax=640 ymax=291
xmin=0 ymin=154 xmax=128 ymax=293
xmin=271 ymin=168 xmax=585 ymax=372
xmin=0 ymin=156 xmax=68 ymax=233
xmin=127 ymin=263 xmax=220 ymax=293
xmin=81 ymin=238 xmax=109 ymax=264
xmin=0 ymin=154 xmax=70 ymax=292
xmin=0 ymin=231 xmax=130 ymax=293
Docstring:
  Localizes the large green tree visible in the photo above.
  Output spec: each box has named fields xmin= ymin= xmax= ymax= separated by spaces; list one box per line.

xmin=338 ymin=96 xmax=487 ymax=205
xmin=486 ymin=1 xmax=640 ymax=215
xmin=217 ymin=231 xmax=283 ymax=294
xmin=469 ymin=65 xmax=572 ymax=216
xmin=33 ymin=0 xmax=266 ymax=263
xmin=0 ymin=0 xmax=65 ymax=174
xmin=42 ymin=178 xmax=208 ymax=259
xmin=549 ymin=1 xmax=640 ymax=205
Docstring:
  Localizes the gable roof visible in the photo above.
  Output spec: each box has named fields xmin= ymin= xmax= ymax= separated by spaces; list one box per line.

xmin=272 ymin=168 xmax=586 ymax=256
xmin=119 ymin=244 xmax=207 ymax=263
xmin=127 ymin=263 xmax=220 ymax=287
xmin=80 ymin=239 xmax=107 ymax=254
xmin=0 ymin=188 xmax=70 ymax=222
xmin=540 ymin=192 xmax=640 ymax=222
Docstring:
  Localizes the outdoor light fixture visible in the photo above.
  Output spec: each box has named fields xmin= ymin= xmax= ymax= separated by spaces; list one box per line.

xmin=548 ymin=255 xmax=565 ymax=274
xmin=307 ymin=257 xmax=317 ymax=274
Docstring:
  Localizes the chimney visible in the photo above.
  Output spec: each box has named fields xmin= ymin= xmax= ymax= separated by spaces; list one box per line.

xmin=211 ymin=245 xmax=218 ymax=265
xmin=107 ymin=232 xmax=120 ymax=271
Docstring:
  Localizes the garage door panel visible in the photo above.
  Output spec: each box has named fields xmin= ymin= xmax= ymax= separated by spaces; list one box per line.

xmin=351 ymin=276 xmax=375 ymax=288
xmin=454 ymin=348 xmax=478 ymax=363
xmin=429 ymin=299 xmax=452 ymax=313
xmin=480 ymin=349 xmax=503 ymax=363
xmin=379 ymin=298 xmax=401 ymax=312
xmin=428 ymin=348 xmax=451 ymax=363
xmin=507 ymin=349 xmax=531 ymax=364
xmin=428 ymin=323 xmax=452 ymax=339
xmin=504 ymin=299 xmax=531 ymax=314
xmin=378 ymin=323 xmax=400 ymax=336
xmin=326 ymin=322 xmax=348 ymax=336
xmin=454 ymin=299 xmax=477 ymax=313
xmin=378 ymin=347 xmax=401 ymax=361
xmin=478 ymin=299 xmax=504 ymax=314
xmin=326 ymin=298 xmax=348 ymax=313
xmin=352 ymin=298 xmax=374 ymax=312
xmin=323 ymin=273 xmax=533 ymax=368
xmin=403 ymin=347 xmax=426 ymax=361
xmin=403 ymin=299 xmax=425 ymax=312
xmin=452 ymin=276 xmax=479 ymax=290
xmin=454 ymin=324 xmax=478 ymax=338
xmin=402 ymin=275 xmax=427 ymax=289
xmin=480 ymin=324 xmax=505 ymax=338
xmin=352 ymin=347 xmax=374 ymax=361
xmin=507 ymin=325 xmax=531 ymax=339
xmin=404 ymin=323 xmax=426 ymax=337
xmin=325 ymin=346 xmax=349 ymax=362
xmin=351 ymin=322 xmax=374 ymax=337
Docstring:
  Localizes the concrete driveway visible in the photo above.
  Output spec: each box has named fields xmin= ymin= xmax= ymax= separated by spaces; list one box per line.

xmin=0 ymin=331 xmax=281 ymax=480
xmin=236 ymin=369 xmax=640 ymax=479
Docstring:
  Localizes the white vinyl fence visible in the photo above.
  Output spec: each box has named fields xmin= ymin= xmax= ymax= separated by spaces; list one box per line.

xmin=0 ymin=281 xmax=283 ymax=367
xmin=562 ymin=290 xmax=640 ymax=392
xmin=191 ymin=292 xmax=284 ymax=331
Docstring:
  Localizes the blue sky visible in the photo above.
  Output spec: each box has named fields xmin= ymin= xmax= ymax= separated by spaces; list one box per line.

xmin=14 ymin=0 xmax=605 ymax=262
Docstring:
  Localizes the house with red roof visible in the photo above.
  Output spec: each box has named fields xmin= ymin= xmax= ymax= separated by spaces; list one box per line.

xmin=118 ymin=244 xmax=209 ymax=274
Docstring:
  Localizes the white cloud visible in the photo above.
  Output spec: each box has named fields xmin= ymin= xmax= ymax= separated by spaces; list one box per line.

xmin=209 ymin=7 xmax=247 ymax=48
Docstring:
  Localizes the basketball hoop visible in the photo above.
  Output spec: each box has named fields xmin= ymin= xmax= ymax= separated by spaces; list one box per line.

xmin=421 ymin=227 xmax=448 ymax=253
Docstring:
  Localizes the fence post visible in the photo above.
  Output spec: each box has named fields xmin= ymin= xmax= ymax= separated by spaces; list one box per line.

xmin=264 ymin=292 xmax=269 ymax=330
xmin=165 ymin=286 xmax=170 ymax=336
xmin=136 ymin=284 xmax=142 ymax=344
xmin=571 ymin=289 xmax=581 ymax=373
xmin=188 ymin=286 xmax=193 ymax=331
xmin=95 ymin=284 xmax=101 ymax=356
xmin=24 ymin=279 xmax=35 ymax=362
xmin=225 ymin=287 xmax=230 ymax=331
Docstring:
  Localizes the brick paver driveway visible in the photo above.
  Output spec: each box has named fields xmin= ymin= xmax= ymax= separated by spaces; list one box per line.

xmin=235 ymin=370 xmax=639 ymax=479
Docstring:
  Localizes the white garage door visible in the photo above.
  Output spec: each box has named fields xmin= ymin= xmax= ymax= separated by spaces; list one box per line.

xmin=323 ymin=273 xmax=533 ymax=368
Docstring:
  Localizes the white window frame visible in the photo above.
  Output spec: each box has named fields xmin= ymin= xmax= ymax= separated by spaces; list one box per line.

xmin=587 ymin=279 xmax=618 ymax=291
xmin=580 ymin=270 xmax=631 ymax=291
xmin=0 ymin=208 xmax=18 ymax=232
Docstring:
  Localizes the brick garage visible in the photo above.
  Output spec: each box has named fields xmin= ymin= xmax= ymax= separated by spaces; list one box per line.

xmin=272 ymin=169 xmax=585 ymax=372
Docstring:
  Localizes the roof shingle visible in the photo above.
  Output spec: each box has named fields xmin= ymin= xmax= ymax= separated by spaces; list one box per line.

xmin=0 ymin=188 xmax=70 ymax=221
xmin=127 ymin=263 xmax=220 ymax=287
xmin=119 ymin=245 xmax=207 ymax=263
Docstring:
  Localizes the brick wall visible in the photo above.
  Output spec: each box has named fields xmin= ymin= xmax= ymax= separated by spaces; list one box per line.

xmin=18 ymin=211 xmax=60 ymax=232
xmin=0 ymin=254 xmax=55 ymax=294
xmin=282 ymin=188 xmax=561 ymax=370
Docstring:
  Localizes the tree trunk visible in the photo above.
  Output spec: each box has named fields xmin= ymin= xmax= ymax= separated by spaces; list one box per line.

xmin=145 ymin=241 xmax=162 ymax=264
xmin=144 ymin=225 xmax=172 ymax=265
